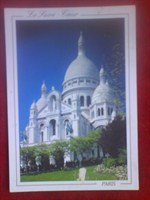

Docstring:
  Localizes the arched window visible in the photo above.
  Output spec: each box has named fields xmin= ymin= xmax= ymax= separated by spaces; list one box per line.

xmin=68 ymin=98 xmax=71 ymax=105
xmin=40 ymin=124 xmax=44 ymax=129
xmin=97 ymin=108 xmax=100 ymax=116
xmin=40 ymin=132 xmax=44 ymax=142
xmin=108 ymin=107 xmax=112 ymax=115
xmin=80 ymin=96 xmax=84 ymax=107
xmin=91 ymin=110 xmax=94 ymax=118
xmin=111 ymin=108 xmax=113 ymax=114
xmin=107 ymin=107 xmax=110 ymax=115
xmin=50 ymin=95 xmax=56 ymax=111
xmin=101 ymin=108 xmax=104 ymax=116
xmin=87 ymin=96 xmax=91 ymax=107
xmin=64 ymin=119 xmax=73 ymax=135
xmin=64 ymin=119 xmax=69 ymax=135
xmin=50 ymin=119 xmax=56 ymax=135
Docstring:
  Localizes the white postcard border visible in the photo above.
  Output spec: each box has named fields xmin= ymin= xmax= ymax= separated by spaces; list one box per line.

xmin=4 ymin=6 xmax=138 ymax=192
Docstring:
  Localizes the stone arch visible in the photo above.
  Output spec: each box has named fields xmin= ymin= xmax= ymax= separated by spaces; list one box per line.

xmin=40 ymin=132 xmax=44 ymax=142
xmin=50 ymin=119 xmax=56 ymax=135
xmin=68 ymin=98 xmax=72 ymax=105
xmin=48 ymin=91 xmax=60 ymax=112
xmin=97 ymin=108 xmax=100 ymax=116
xmin=39 ymin=123 xmax=44 ymax=142
xmin=101 ymin=107 xmax=104 ymax=116
xmin=50 ymin=95 xmax=57 ymax=111
xmin=87 ymin=96 xmax=91 ymax=107
xmin=64 ymin=119 xmax=73 ymax=136
xmin=80 ymin=96 xmax=84 ymax=107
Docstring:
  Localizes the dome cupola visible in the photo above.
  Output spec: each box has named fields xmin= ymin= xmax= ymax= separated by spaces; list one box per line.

xmin=41 ymin=81 xmax=47 ymax=97
xmin=99 ymin=67 xmax=105 ymax=85
xmin=92 ymin=67 xmax=115 ymax=104
xmin=36 ymin=82 xmax=47 ymax=111
xmin=78 ymin=31 xmax=85 ymax=56
xmin=63 ymin=32 xmax=99 ymax=83
xmin=30 ymin=101 xmax=37 ymax=110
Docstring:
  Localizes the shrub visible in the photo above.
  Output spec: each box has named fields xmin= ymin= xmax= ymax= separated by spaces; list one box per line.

xmin=117 ymin=148 xmax=127 ymax=165
xmin=103 ymin=157 xmax=117 ymax=168
xmin=81 ymin=157 xmax=102 ymax=167
xmin=65 ymin=161 xmax=77 ymax=168
xmin=95 ymin=164 xmax=127 ymax=180
xmin=81 ymin=157 xmax=94 ymax=166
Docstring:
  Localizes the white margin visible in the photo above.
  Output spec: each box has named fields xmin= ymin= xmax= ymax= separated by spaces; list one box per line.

xmin=4 ymin=6 xmax=138 ymax=192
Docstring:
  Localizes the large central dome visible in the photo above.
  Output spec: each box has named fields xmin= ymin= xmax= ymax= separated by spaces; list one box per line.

xmin=64 ymin=54 xmax=99 ymax=82
xmin=64 ymin=32 xmax=99 ymax=83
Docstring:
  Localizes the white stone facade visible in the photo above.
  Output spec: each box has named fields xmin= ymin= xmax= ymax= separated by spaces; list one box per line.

xmin=23 ymin=32 xmax=116 ymax=148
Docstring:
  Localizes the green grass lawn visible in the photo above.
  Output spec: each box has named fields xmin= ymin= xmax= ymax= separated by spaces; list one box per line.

xmin=21 ymin=165 xmax=116 ymax=182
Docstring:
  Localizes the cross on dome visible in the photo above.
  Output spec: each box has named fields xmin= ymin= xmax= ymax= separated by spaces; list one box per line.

xmin=51 ymin=86 xmax=55 ymax=91
xmin=99 ymin=66 xmax=105 ymax=84
xmin=100 ymin=66 xmax=104 ymax=75
xmin=78 ymin=31 xmax=85 ymax=56
xmin=41 ymin=81 xmax=47 ymax=97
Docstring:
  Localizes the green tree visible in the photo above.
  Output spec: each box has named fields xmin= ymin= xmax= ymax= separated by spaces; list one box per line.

xmin=20 ymin=146 xmax=37 ymax=171
xmin=34 ymin=144 xmax=50 ymax=171
xmin=105 ymin=43 xmax=125 ymax=110
xmin=69 ymin=136 xmax=93 ymax=161
xmin=101 ymin=115 xmax=126 ymax=158
xmin=117 ymin=148 xmax=127 ymax=165
xmin=49 ymin=140 xmax=69 ymax=169
xmin=87 ymin=128 xmax=104 ymax=158
xmin=20 ymin=144 xmax=51 ymax=172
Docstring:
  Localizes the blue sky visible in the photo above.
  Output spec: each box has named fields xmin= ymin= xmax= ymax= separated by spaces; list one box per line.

xmin=16 ymin=18 xmax=125 ymax=135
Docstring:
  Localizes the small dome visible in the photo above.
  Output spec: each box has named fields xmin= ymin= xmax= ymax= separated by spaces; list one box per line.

xmin=34 ymin=82 xmax=48 ymax=111
xmin=92 ymin=81 xmax=115 ymax=104
xmin=36 ymin=97 xmax=47 ymax=111
xmin=92 ymin=68 xmax=115 ymax=104
xmin=30 ymin=101 xmax=37 ymax=109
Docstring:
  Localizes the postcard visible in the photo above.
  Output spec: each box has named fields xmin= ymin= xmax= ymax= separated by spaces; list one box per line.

xmin=4 ymin=6 xmax=138 ymax=192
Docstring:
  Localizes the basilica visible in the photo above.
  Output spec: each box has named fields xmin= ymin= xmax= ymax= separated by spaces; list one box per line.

xmin=23 ymin=32 xmax=116 ymax=152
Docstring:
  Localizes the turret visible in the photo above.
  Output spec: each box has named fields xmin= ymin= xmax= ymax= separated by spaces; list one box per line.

xmin=30 ymin=101 xmax=37 ymax=119
xmin=41 ymin=81 xmax=47 ymax=98
xmin=28 ymin=101 xmax=38 ymax=144
xmin=78 ymin=32 xmax=85 ymax=56
xmin=99 ymin=66 xmax=105 ymax=85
